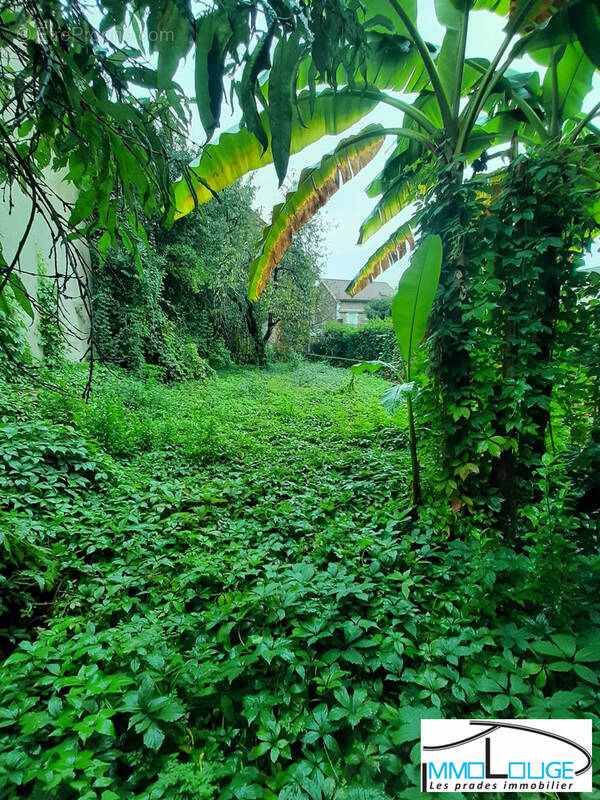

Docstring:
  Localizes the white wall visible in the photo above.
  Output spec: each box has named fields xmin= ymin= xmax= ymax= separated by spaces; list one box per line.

xmin=0 ymin=173 xmax=91 ymax=360
xmin=337 ymin=300 xmax=368 ymax=326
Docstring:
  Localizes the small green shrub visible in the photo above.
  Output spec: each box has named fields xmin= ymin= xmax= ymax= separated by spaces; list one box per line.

xmin=0 ymin=515 xmax=58 ymax=646
xmin=0 ymin=419 xmax=109 ymax=645
xmin=0 ymin=290 xmax=29 ymax=378
xmin=207 ymin=337 xmax=233 ymax=369
xmin=140 ymin=756 xmax=219 ymax=800
xmin=0 ymin=420 xmax=109 ymax=512
xmin=311 ymin=320 xmax=401 ymax=364
xmin=155 ymin=323 xmax=215 ymax=383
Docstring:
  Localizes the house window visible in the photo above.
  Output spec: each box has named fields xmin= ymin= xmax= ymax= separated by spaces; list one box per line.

xmin=345 ymin=312 xmax=358 ymax=326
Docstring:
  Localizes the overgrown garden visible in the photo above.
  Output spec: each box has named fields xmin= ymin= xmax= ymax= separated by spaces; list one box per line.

xmin=1 ymin=363 xmax=599 ymax=799
xmin=1 ymin=0 xmax=600 ymax=796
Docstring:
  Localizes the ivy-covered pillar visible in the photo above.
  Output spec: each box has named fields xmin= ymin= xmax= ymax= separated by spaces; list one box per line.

xmin=421 ymin=168 xmax=484 ymax=507
xmin=477 ymin=144 xmax=593 ymax=519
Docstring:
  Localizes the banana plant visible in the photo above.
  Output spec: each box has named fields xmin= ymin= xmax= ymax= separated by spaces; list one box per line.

xmin=468 ymin=40 xmax=600 ymax=508
xmin=346 ymin=0 xmax=600 ymax=295
xmin=169 ymin=25 xmax=438 ymax=227
xmin=481 ymin=41 xmax=599 ymax=150
xmin=172 ymin=0 xmax=595 ymax=296
xmin=169 ymin=89 xmax=383 ymax=223
xmin=351 ymin=234 xmax=443 ymax=506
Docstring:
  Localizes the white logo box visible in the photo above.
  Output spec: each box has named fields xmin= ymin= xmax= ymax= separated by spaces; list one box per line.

xmin=421 ymin=719 xmax=593 ymax=793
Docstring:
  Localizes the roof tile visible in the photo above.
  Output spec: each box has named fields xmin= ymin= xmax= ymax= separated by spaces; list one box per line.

xmin=321 ymin=278 xmax=394 ymax=301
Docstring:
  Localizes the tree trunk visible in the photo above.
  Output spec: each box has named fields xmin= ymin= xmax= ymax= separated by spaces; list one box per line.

xmin=406 ymin=393 xmax=421 ymax=507
xmin=490 ymin=315 xmax=517 ymax=529
xmin=263 ymin=313 xmax=280 ymax=346
xmin=430 ymin=254 xmax=473 ymax=469
xmin=245 ymin=302 xmax=267 ymax=368
xmin=226 ymin=290 xmax=267 ymax=368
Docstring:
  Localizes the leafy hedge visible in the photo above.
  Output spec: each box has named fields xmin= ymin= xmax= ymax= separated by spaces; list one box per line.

xmin=310 ymin=320 xmax=401 ymax=364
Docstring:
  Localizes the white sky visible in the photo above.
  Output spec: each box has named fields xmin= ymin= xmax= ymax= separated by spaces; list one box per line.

xmin=170 ymin=1 xmax=600 ymax=286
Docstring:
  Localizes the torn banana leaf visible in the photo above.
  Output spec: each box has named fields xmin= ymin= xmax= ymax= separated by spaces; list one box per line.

xmin=248 ymin=125 xmax=385 ymax=301
xmin=346 ymin=218 xmax=417 ymax=296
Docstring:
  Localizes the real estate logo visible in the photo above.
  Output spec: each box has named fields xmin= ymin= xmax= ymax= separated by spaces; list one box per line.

xmin=421 ymin=719 xmax=592 ymax=793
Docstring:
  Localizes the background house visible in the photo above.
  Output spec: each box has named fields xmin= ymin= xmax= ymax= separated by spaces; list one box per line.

xmin=314 ymin=278 xmax=395 ymax=327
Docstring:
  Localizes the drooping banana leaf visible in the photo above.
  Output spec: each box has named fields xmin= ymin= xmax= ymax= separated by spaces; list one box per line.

xmin=358 ymin=173 xmax=425 ymax=244
xmin=507 ymin=0 xmax=600 ymax=67
xmin=472 ymin=0 xmax=510 ymax=12
xmin=194 ymin=9 xmax=234 ymax=139
xmin=463 ymin=125 xmax=497 ymax=158
xmin=346 ymin=218 xmax=418 ymax=296
xmin=508 ymin=0 xmax=562 ymax=31
xmin=542 ymin=41 xmax=595 ymax=126
xmin=569 ymin=1 xmax=600 ymax=70
xmin=512 ymin=7 xmax=574 ymax=61
xmin=348 ymin=31 xmax=432 ymax=94
xmin=359 ymin=0 xmax=418 ymax=39
xmin=271 ymin=32 xmax=433 ymax=106
xmin=364 ymin=94 xmax=441 ymax=201
xmin=365 ymin=137 xmax=413 ymax=198
xmin=248 ymin=125 xmax=385 ymax=301
xmin=269 ymin=31 xmax=307 ymax=185
xmin=391 ymin=234 xmax=443 ymax=362
xmin=170 ymin=89 xmax=379 ymax=221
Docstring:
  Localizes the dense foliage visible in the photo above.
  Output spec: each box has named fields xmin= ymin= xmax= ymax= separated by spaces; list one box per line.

xmin=159 ymin=0 xmax=600 ymax=518
xmin=0 ymin=0 xmax=189 ymax=341
xmin=399 ymin=144 xmax=600 ymax=517
xmin=93 ymin=180 xmax=323 ymax=373
xmin=2 ymin=0 xmax=600 ymax=797
xmin=365 ymin=299 xmax=392 ymax=321
xmin=0 ymin=0 xmax=350 ymax=354
xmin=1 ymin=362 xmax=599 ymax=800
xmin=310 ymin=321 xmax=400 ymax=365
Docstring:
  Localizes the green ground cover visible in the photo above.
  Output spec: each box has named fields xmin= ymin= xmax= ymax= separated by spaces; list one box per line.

xmin=1 ymin=363 xmax=598 ymax=799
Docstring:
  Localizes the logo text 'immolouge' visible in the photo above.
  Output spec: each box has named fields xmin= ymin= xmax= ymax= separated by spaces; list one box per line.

xmin=420 ymin=719 xmax=592 ymax=793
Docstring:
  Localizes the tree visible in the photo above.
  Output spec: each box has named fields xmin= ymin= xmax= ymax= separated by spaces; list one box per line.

xmin=161 ymin=180 xmax=266 ymax=365
xmin=174 ymin=0 xmax=600 ymax=292
xmin=366 ymin=297 xmax=392 ymax=319
xmin=94 ymin=178 xmax=324 ymax=372
xmin=475 ymin=146 xmax=596 ymax=519
xmin=465 ymin=36 xmax=600 ymax=517
xmin=0 ymin=0 xmax=189 ymax=374
xmin=263 ymin=223 xmax=326 ymax=357
xmin=161 ymin=179 xmax=323 ymax=367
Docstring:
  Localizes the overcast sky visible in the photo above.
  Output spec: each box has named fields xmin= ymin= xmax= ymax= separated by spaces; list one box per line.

xmin=174 ymin=0 xmax=600 ymax=288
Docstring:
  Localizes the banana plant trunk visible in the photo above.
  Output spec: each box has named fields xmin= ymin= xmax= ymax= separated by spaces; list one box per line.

xmin=406 ymin=393 xmax=421 ymax=506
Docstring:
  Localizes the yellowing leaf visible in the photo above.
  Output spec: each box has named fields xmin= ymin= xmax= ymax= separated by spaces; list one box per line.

xmin=346 ymin=220 xmax=416 ymax=297
xmin=248 ymin=126 xmax=385 ymax=301
xmin=358 ymin=174 xmax=423 ymax=245
xmin=171 ymin=90 xmax=378 ymax=220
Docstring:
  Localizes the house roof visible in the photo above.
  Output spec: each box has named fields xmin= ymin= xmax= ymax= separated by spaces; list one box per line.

xmin=321 ymin=278 xmax=394 ymax=301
